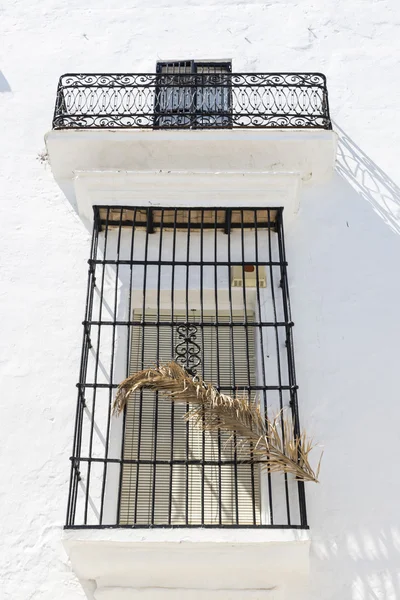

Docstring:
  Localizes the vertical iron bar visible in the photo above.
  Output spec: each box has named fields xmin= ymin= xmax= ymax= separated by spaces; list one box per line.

xmin=276 ymin=210 xmax=307 ymax=528
xmin=67 ymin=211 xmax=99 ymax=526
xmin=100 ymin=208 xmax=123 ymax=524
xmin=213 ymin=209 xmax=222 ymax=525
xmin=146 ymin=208 xmax=154 ymax=234
xmin=200 ymin=208 xmax=205 ymax=526
xmin=227 ymin=211 xmax=239 ymax=525
xmin=168 ymin=209 xmax=178 ymax=525
xmin=267 ymin=209 xmax=291 ymax=525
xmin=151 ymin=209 xmax=164 ymax=524
xmin=239 ymin=210 xmax=256 ymax=525
xmin=254 ymin=209 xmax=273 ymax=525
xmin=185 ymin=209 xmax=191 ymax=525
xmin=117 ymin=208 xmax=137 ymax=524
xmin=83 ymin=207 xmax=110 ymax=525
xmin=134 ymin=214 xmax=151 ymax=524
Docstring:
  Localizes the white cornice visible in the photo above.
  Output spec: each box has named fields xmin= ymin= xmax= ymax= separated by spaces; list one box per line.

xmin=74 ymin=170 xmax=301 ymax=223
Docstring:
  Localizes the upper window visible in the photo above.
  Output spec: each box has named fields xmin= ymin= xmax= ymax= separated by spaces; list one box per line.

xmin=154 ymin=60 xmax=232 ymax=128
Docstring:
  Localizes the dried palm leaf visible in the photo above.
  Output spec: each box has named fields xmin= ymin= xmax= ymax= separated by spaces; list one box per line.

xmin=113 ymin=361 xmax=322 ymax=483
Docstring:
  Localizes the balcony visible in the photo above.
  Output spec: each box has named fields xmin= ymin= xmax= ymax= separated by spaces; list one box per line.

xmin=45 ymin=72 xmax=337 ymax=226
xmin=52 ymin=72 xmax=331 ymax=130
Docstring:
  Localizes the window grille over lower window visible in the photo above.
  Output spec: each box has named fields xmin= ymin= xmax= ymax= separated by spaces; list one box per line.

xmin=67 ymin=207 xmax=307 ymax=529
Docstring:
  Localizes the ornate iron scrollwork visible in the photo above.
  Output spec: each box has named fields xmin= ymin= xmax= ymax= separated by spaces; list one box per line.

xmin=52 ymin=72 xmax=332 ymax=130
xmin=175 ymin=324 xmax=201 ymax=375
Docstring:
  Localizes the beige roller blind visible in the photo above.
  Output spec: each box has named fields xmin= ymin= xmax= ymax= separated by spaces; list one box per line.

xmin=119 ymin=309 xmax=261 ymax=525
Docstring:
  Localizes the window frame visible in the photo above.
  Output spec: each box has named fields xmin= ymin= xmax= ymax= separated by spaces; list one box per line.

xmin=154 ymin=60 xmax=233 ymax=129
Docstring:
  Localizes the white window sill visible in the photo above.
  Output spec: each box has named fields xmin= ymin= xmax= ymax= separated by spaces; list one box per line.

xmin=63 ymin=527 xmax=310 ymax=600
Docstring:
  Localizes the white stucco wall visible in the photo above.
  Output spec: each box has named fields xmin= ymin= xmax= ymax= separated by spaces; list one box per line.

xmin=1 ymin=1 xmax=400 ymax=598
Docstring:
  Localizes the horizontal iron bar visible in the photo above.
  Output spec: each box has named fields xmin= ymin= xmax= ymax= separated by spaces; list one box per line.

xmin=60 ymin=126 xmax=328 ymax=131
xmin=95 ymin=205 xmax=283 ymax=211
xmin=76 ymin=382 xmax=298 ymax=391
xmin=60 ymin=81 xmax=326 ymax=89
xmin=84 ymin=321 xmax=293 ymax=330
xmin=98 ymin=222 xmax=276 ymax=230
xmin=59 ymin=109 xmax=323 ymax=115
xmin=65 ymin=524 xmax=309 ymax=530
xmin=89 ymin=259 xmax=287 ymax=266
xmin=56 ymin=124 xmax=329 ymax=131
xmin=71 ymin=456 xmax=269 ymax=466
xmin=60 ymin=71 xmax=327 ymax=76
xmin=83 ymin=320 xmax=294 ymax=328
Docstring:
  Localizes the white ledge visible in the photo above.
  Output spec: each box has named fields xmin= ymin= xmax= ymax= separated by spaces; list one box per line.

xmin=47 ymin=127 xmax=333 ymax=142
xmin=45 ymin=127 xmax=337 ymax=225
xmin=63 ymin=527 xmax=310 ymax=600
xmin=73 ymin=170 xmax=301 ymax=223
xmin=63 ymin=526 xmax=310 ymax=545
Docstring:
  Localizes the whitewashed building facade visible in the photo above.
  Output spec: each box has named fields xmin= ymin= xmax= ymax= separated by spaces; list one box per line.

xmin=2 ymin=2 xmax=400 ymax=599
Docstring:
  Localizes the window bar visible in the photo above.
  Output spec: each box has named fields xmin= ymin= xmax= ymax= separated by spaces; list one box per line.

xmin=168 ymin=209 xmax=178 ymax=525
xmin=227 ymin=210 xmax=240 ymax=525
xmin=134 ymin=215 xmax=151 ymax=524
xmin=199 ymin=208 xmax=206 ymax=526
xmin=88 ymin=320 xmax=292 ymax=328
xmin=71 ymin=219 xmax=99 ymax=525
xmin=83 ymin=207 xmax=110 ymax=525
xmin=79 ymin=216 xmax=100 ymax=519
xmin=117 ymin=208 xmax=138 ymax=524
xmin=276 ymin=211 xmax=308 ymax=528
xmin=67 ymin=214 xmax=99 ymax=526
xmin=185 ymin=209 xmax=191 ymax=525
xmin=100 ymin=208 xmax=123 ymax=524
xmin=213 ymin=210 xmax=223 ymax=525
xmin=267 ymin=211 xmax=291 ymax=525
xmin=239 ymin=209 xmax=257 ymax=525
xmin=151 ymin=208 xmax=165 ymax=525
xmin=146 ymin=207 xmax=154 ymax=234
xmin=191 ymin=62 xmax=197 ymax=129
xmin=78 ymin=381 xmax=294 ymax=392
xmin=76 ymin=456 xmax=271 ymax=467
xmin=253 ymin=209 xmax=273 ymax=524
xmin=224 ymin=208 xmax=232 ymax=236
xmin=90 ymin=258 xmax=284 ymax=266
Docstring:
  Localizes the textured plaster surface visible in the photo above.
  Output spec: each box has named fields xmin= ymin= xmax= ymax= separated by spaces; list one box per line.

xmin=1 ymin=1 xmax=400 ymax=598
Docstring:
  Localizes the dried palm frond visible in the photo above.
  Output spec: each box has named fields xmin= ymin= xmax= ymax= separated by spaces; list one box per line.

xmin=113 ymin=361 xmax=322 ymax=483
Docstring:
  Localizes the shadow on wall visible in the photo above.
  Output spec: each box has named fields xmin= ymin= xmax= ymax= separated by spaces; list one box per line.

xmin=310 ymin=526 xmax=400 ymax=600
xmin=334 ymin=121 xmax=400 ymax=235
xmin=302 ymin=124 xmax=400 ymax=600
xmin=0 ymin=71 xmax=11 ymax=92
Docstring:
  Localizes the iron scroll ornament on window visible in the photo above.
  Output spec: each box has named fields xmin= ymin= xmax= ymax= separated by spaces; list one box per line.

xmin=175 ymin=324 xmax=201 ymax=376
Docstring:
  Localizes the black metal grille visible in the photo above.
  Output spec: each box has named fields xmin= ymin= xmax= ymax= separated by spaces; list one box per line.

xmin=53 ymin=72 xmax=331 ymax=130
xmin=66 ymin=207 xmax=307 ymax=529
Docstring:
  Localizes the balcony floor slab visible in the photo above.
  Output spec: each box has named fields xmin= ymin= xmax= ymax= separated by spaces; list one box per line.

xmin=45 ymin=128 xmax=337 ymax=225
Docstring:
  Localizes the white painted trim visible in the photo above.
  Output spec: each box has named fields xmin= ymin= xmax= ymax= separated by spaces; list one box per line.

xmin=73 ymin=170 xmax=301 ymax=223
xmin=45 ymin=128 xmax=337 ymax=227
xmin=63 ymin=528 xmax=310 ymax=600
xmin=63 ymin=527 xmax=310 ymax=545
xmin=46 ymin=127 xmax=336 ymax=144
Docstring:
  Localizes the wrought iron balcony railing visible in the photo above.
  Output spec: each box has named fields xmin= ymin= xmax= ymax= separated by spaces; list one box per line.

xmin=52 ymin=73 xmax=331 ymax=130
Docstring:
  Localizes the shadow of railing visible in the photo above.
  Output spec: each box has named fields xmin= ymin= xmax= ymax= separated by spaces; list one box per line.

xmin=311 ymin=525 xmax=400 ymax=600
xmin=334 ymin=121 xmax=400 ymax=235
